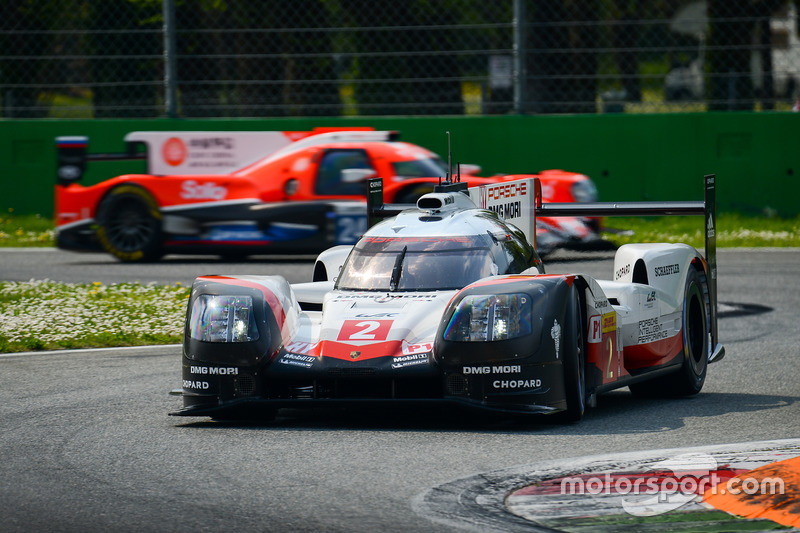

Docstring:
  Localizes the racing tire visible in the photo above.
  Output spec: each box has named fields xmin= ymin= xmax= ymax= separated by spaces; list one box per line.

xmin=95 ymin=185 xmax=163 ymax=262
xmin=557 ymin=286 xmax=587 ymax=422
xmin=630 ymin=267 xmax=709 ymax=397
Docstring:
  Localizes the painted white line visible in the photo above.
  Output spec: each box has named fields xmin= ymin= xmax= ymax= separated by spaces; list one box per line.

xmin=0 ymin=344 xmax=181 ymax=359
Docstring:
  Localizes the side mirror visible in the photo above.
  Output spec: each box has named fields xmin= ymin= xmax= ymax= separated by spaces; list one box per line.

xmin=341 ymin=168 xmax=377 ymax=183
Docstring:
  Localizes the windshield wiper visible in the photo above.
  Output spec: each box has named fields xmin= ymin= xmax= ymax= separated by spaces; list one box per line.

xmin=389 ymin=245 xmax=407 ymax=291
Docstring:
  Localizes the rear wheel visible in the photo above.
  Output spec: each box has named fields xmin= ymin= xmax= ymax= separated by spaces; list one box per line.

xmin=558 ymin=287 xmax=587 ymax=422
xmin=95 ymin=185 xmax=163 ymax=262
xmin=630 ymin=267 xmax=709 ymax=397
xmin=669 ymin=267 xmax=709 ymax=395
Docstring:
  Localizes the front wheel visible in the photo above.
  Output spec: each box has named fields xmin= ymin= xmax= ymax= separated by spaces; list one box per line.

xmin=95 ymin=185 xmax=163 ymax=262
xmin=557 ymin=286 xmax=587 ymax=422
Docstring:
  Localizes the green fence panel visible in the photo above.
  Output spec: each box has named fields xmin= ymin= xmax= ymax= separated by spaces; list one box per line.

xmin=2 ymin=114 xmax=797 ymax=217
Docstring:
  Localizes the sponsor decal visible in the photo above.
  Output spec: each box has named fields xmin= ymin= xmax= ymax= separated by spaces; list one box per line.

xmin=551 ymin=319 xmax=561 ymax=358
xmin=183 ymin=380 xmax=209 ymax=390
xmin=180 ymin=180 xmax=228 ymax=201
xmin=637 ymin=317 xmax=670 ymax=344
xmin=492 ymin=379 xmax=542 ymax=389
xmin=594 ymin=299 xmax=609 ymax=309
xmin=189 ymin=137 xmax=234 ymax=150
xmin=654 ymin=264 xmax=680 ymax=277
xmin=332 ymin=293 xmax=438 ymax=303
xmin=588 ymin=315 xmax=602 ymax=343
xmin=486 ymin=181 xmax=528 ymax=200
xmin=402 ymin=340 xmax=432 ymax=355
xmin=588 ymin=312 xmax=616 ymax=342
xmin=488 ymin=201 xmax=521 ymax=219
xmin=162 ymin=137 xmax=187 ymax=167
xmin=462 ymin=365 xmax=522 ymax=374
xmin=707 ymin=214 xmax=715 ymax=238
xmin=602 ymin=312 xmax=616 ymax=333
xmin=337 ymin=320 xmax=393 ymax=341
xmin=190 ymin=365 xmax=239 ymax=375
xmin=284 ymin=341 xmax=318 ymax=355
xmin=279 ymin=353 xmax=315 ymax=368
xmin=615 ymin=263 xmax=631 ymax=279
xmin=391 ymin=353 xmax=429 ymax=369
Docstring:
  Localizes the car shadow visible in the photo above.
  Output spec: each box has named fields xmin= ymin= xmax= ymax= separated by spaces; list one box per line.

xmin=172 ymin=390 xmax=796 ymax=434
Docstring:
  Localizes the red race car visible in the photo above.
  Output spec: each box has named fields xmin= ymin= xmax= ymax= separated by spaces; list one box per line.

xmin=55 ymin=128 xmax=601 ymax=262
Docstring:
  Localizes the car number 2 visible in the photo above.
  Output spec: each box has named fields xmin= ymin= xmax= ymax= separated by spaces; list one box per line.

xmin=337 ymin=320 xmax=393 ymax=341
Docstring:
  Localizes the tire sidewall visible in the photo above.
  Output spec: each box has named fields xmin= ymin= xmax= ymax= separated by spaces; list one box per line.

xmin=681 ymin=268 xmax=709 ymax=393
xmin=560 ymin=286 xmax=586 ymax=421
xmin=95 ymin=185 xmax=162 ymax=262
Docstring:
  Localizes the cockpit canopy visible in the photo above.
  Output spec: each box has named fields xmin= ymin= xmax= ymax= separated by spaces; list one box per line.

xmin=335 ymin=226 xmax=537 ymax=292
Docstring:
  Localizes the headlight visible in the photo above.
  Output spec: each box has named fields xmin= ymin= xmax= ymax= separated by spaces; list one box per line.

xmin=443 ymin=293 xmax=532 ymax=342
xmin=571 ymin=178 xmax=598 ymax=203
xmin=188 ymin=294 xmax=260 ymax=343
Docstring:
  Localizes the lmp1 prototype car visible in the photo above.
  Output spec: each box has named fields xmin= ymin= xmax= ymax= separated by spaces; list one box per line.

xmin=171 ymin=173 xmax=724 ymax=422
xmin=54 ymin=128 xmax=601 ymax=262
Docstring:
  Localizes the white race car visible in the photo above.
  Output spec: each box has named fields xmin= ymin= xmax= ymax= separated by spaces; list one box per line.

xmin=172 ymin=174 xmax=723 ymax=422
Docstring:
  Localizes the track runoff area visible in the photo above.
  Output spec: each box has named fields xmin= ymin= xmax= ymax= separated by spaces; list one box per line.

xmin=414 ymin=439 xmax=800 ymax=532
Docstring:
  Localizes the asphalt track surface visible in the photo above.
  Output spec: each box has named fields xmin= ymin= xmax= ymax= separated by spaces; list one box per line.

xmin=1 ymin=248 xmax=799 ymax=532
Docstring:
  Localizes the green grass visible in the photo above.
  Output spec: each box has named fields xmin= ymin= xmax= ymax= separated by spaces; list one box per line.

xmin=0 ymin=280 xmax=190 ymax=353
xmin=0 ymin=211 xmax=797 ymax=353
xmin=602 ymin=213 xmax=800 ymax=249
xmin=0 ymin=212 xmax=56 ymax=247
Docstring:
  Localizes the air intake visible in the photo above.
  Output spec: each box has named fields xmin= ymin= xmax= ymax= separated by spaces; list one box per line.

xmin=417 ymin=193 xmax=455 ymax=210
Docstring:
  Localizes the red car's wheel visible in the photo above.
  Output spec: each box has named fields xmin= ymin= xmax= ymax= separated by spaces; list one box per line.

xmin=95 ymin=185 xmax=163 ymax=262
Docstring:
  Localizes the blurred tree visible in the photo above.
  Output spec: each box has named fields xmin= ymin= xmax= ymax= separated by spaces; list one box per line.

xmin=343 ymin=0 xmax=463 ymax=115
xmin=176 ymin=0 xmax=225 ymax=117
xmin=609 ymin=0 xmax=642 ymax=101
xmin=0 ymin=0 xmax=50 ymax=117
xmin=708 ymin=0 xmax=789 ymax=110
xmin=526 ymin=0 xmax=599 ymax=114
xmin=88 ymin=0 xmax=161 ymax=118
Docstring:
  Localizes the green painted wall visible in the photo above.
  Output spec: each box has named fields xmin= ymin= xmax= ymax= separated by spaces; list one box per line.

xmin=2 ymin=113 xmax=798 ymax=217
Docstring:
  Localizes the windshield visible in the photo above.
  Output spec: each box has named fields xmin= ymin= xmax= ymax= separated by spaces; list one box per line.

xmin=391 ymin=157 xmax=447 ymax=179
xmin=336 ymin=236 xmax=497 ymax=291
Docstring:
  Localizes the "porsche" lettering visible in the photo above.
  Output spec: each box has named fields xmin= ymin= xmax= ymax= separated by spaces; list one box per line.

xmin=487 ymin=182 xmax=527 ymax=200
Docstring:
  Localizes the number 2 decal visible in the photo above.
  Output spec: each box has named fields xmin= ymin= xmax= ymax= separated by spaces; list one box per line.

xmin=337 ymin=320 xmax=393 ymax=341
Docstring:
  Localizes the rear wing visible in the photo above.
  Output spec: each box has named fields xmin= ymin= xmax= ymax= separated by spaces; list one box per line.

xmin=535 ymin=174 xmax=722 ymax=364
xmin=55 ymin=127 xmax=389 ymax=185
xmin=366 ymin=174 xmax=722 ymax=364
